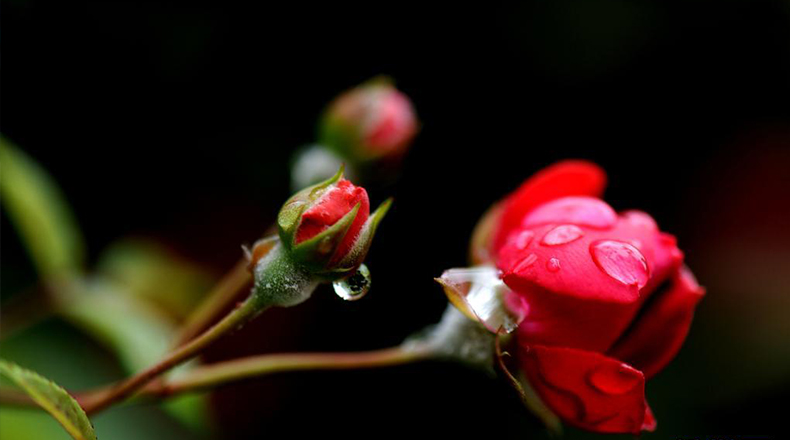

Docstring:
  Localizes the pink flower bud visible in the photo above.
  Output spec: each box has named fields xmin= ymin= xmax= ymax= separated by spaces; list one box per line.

xmin=319 ymin=78 xmax=418 ymax=162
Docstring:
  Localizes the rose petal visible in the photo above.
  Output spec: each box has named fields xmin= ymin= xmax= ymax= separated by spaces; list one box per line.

xmin=365 ymin=89 xmax=418 ymax=155
xmin=498 ymin=211 xmax=683 ymax=351
xmin=296 ymin=179 xmax=370 ymax=262
xmin=492 ymin=161 xmax=607 ymax=252
xmin=607 ymin=266 xmax=705 ymax=378
xmin=522 ymin=196 xmax=617 ymax=229
xmin=642 ymin=401 xmax=657 ymax=431
xmin=519 ymin=345 xmax=650 ymax=434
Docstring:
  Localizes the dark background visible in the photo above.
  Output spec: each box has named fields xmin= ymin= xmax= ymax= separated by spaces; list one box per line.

xmin=2 ymin=1 xmax=790 ymax=439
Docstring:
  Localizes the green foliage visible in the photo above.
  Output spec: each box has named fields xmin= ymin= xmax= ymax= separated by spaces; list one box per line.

xmin=95 ymin=239 xmax=214 ymax=320
xmin=0 ymin=138 xmax=212 ymax=434
xmin=0 ymin=136 xmax=85 ymax=278
xmin=0 ymin=359 xmax=97 ymax=440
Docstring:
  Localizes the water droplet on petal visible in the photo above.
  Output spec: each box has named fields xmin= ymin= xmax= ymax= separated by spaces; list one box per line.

xmin=590 ymin=240 xmax=649 ymax=288
xmin=546 ymin=257 xmax=561 ymax=272
xmin=333 ymin=264 xmax=371 ymax=301
xmin=512 ymin=253 xmax=537 ymax=273
xmin=541 ymin=224 xmax=584 ymax=246
xmin=587 ymin=363 xmax=642 ymax=395
xmin=514 ymin=230 xmax=535 ymax=250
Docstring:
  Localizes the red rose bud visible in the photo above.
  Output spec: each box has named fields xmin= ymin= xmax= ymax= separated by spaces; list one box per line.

xmin=467 ymin=161 xmax=704 ymax=434
xmin=278 ymin=166 xmax=391 ymax=278
xmin=318 ymin=77 xmax=418 ymax=163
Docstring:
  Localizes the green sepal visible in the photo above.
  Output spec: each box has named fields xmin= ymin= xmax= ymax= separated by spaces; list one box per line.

xmin=278 ymin=165 xmax=345 ymax=248
xmin=289 ymin=202 xmax=361 ymax=273
xmin=334 ymin=197 xmax=393 ymax=273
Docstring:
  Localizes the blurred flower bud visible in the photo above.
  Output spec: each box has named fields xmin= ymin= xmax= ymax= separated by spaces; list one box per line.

xmin=278 ymin=166 xmax=391 ymax=279
xmin=318 ymin=77 xmax=418 ymax=163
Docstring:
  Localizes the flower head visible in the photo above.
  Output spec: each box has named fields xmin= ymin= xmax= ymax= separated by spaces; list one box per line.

xmin=318 ymin=77 xmax=418 ymax=163
xmin=467 ymin=161 xmax=704 ymax=434
xmin=278 ymin=166 xmax=391 ymax=279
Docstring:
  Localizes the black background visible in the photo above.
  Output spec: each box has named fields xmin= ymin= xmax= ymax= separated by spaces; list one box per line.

xmin=3 ymin=1 xmax=790 ymax=439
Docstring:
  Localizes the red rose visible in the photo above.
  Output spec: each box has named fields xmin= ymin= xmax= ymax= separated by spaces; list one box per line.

xmin=278 ymin=167 xmax=390 ymax=278
xmin=294 ymin=178 xmax=370 ymax=265
xmin=479 ymin=161 xmax=705 ymax=434
xmin=319 ymin=77 xmax=419 ymax=162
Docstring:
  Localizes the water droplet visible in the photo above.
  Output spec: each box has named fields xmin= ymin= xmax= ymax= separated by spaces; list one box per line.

xmin=587 ymin=363 xmax=642 ymax=395
xmin=546 ymin=257 xmax=561 ymax=272
xmin=541 ymin=224 xmax=584 ymax=246
xmin=512 ymin=253 xmax=537 ymax=273
xmin=590 ymin=240 xmax=649 ymax=288
xmin=514 ymin=230 xmax=535 ymax=250
xmin=318 ymin=236 xmax=333 ymax=253
xmin=333 ymin=264 xmax=371 ymax=301
xmin=436 ymin=266 xmax=525 ymax=333
xmin=523 ymin=196 xmax=617 ymax=229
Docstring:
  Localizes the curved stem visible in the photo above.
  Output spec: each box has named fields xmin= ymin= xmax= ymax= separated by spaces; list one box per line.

xmin=0 ymin=343 xmax=436 ymax=409
xmin=148 ymin=342 xmax=435 ymax=397
xmin=81 ymin=296 xmax=264 ymax=414
xmin=172 ymin=258 xmax=252 ymax=347
xmin=81 ymin=242 xmax=310 ymax=414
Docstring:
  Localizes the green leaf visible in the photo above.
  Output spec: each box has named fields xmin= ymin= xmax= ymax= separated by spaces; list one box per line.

xmin=94 ymin=239 xmax=215 ymax=320
xmin=0 ymin=359 xmax=97 ymax=440
xmin=1 ymin=407 xmax=76 ymax=440
xmin=56 ymin=278 xmax=211 ymax=432
xmin=0 ymin=136 xmax=85 ymax=277
xmin=57 ymin=279 xmax=175 ymax=372
xmin=0 ymin=319 xmax=199 ymax=440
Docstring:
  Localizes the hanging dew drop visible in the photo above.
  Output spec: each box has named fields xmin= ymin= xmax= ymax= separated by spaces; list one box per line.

xmin=333 ymin=264 xmax=371 ymax=301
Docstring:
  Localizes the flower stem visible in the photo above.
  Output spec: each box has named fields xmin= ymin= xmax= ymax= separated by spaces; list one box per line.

xmin=172 ymin=258 xmax=252 ymax=347
xmin=81 ymin=243 xmax=309 ymax=415
xmin=81 ymin=295 xmax=265 ymax=414
xmin=148 ymin=343 xmax=435 ymax=397
xmin=0 ymin=344 xmax=436 ymax=408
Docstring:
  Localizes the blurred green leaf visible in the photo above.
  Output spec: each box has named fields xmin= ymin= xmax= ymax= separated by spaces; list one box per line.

xmin=57 ymin=278 xmax=211 ymax=432
xmin=0 ymin=136 xmax=210 ymax=432
xmin=0 ymin=136 xmax=85 ymax=278
xmin=0 ymin=320 xmax=198 ymax=440
xmin=0 ymin=408 xmax=76 ymax=440
xmin=58 ymin=279 xmax=175 ymax=371
xmin=0 ymin=359 xmax=97 ymax=440
xmin=95 ymin=239 xmax=215 ymax=320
